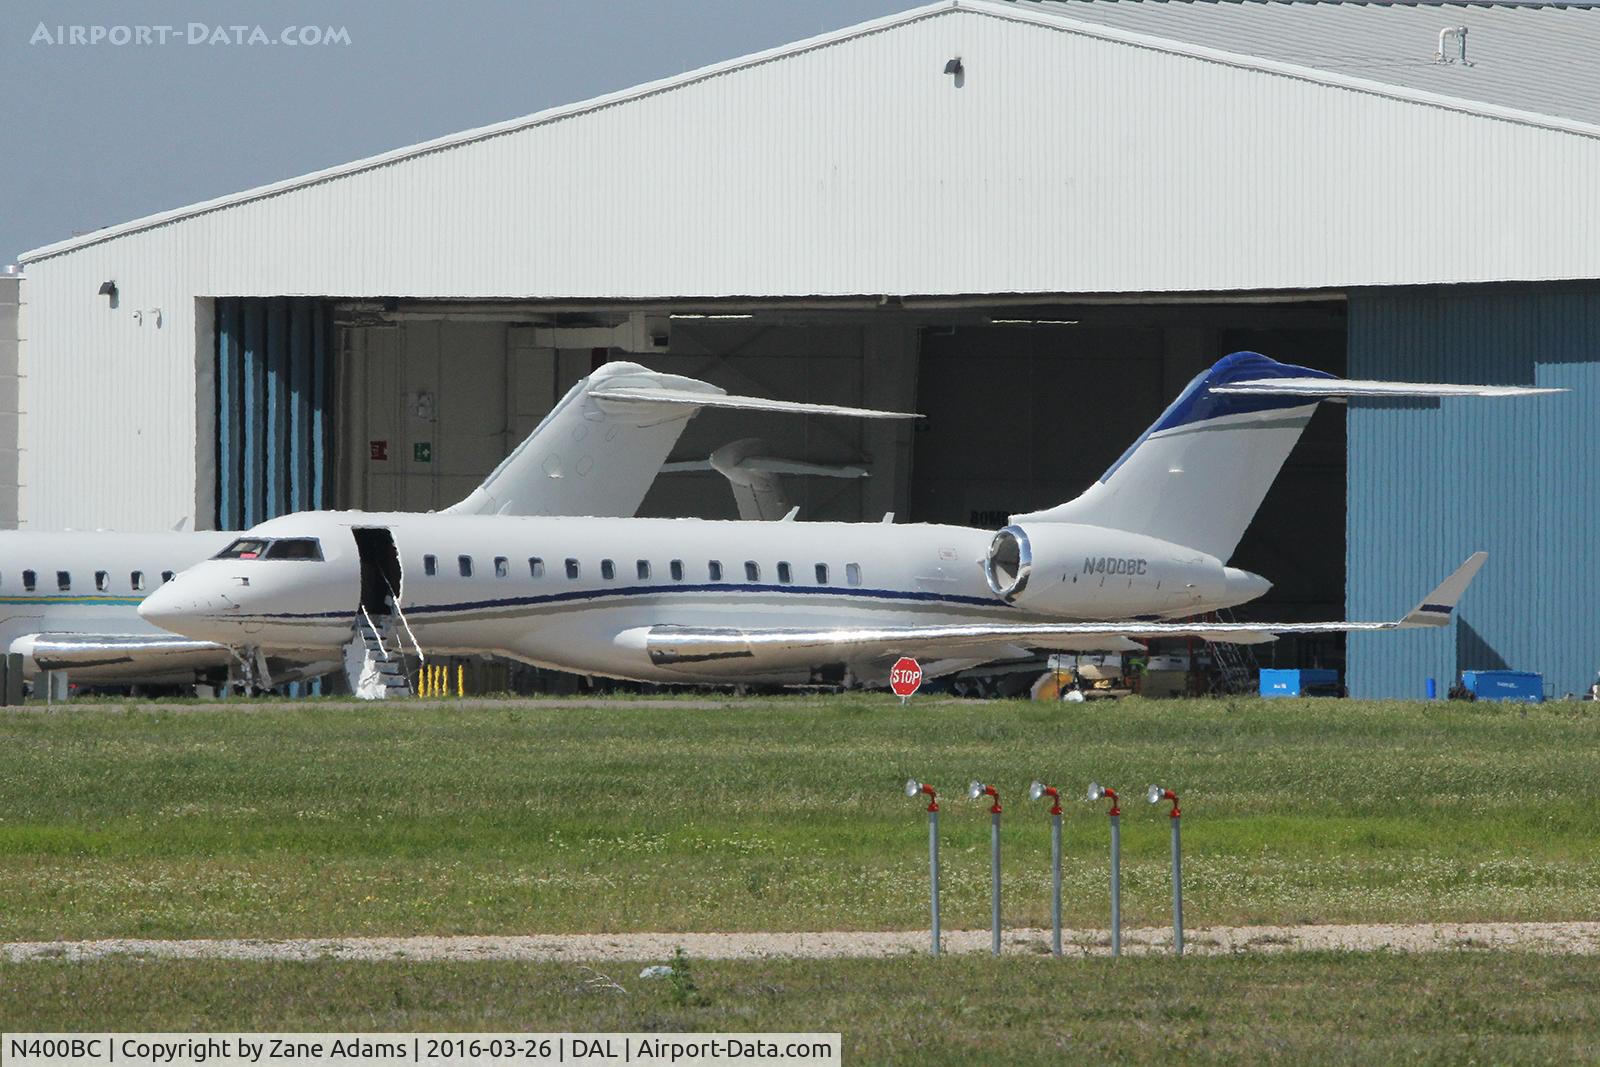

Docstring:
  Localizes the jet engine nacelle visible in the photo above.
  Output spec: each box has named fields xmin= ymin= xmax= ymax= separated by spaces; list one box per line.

xmin=983 ymin=522 xmax=1243 ymax=617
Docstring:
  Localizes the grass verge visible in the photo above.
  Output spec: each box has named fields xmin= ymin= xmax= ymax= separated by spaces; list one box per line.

xmin=3 ymin=951 xmax=1599 ymax=1064
xmin=1 ymin=695 xmax=1597 ymax=939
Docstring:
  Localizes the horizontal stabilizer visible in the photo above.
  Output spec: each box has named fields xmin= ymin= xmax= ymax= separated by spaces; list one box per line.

xmin=590 ymin=387 xmax=921 ymax=420
xmin=1213 ymin=378 xmax=1564 ymax=399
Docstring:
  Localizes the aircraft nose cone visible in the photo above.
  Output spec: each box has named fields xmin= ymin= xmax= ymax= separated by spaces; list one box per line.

xmin=136 ymin=583 xmax=185 ymax=626
xmin=137 ymin=581 xmax=225 ymax=640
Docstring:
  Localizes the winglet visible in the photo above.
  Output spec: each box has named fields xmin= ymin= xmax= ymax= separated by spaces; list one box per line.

xmin=1400 ymin=552 xmax=1488 ymax=627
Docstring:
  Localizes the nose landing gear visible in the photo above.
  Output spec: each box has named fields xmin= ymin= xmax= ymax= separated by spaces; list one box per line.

xmin=225 ymin=645 xmax=273 ymax=695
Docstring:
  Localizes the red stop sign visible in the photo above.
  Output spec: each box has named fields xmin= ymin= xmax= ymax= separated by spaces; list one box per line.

xmin=889 ymin=657 xmax=923 ymax=698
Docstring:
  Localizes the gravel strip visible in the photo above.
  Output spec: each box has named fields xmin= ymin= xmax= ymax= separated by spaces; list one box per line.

xmin=7 ymin=922 xmax=1600 ymax=963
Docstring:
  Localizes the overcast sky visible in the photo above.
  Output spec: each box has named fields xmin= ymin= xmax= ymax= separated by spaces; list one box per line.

xmin=0 ymin=0 xmax=913 ymax=263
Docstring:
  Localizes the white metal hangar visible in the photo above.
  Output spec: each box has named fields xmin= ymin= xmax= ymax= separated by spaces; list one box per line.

xmin=12 ymin=0 xmax=1600 ymax=696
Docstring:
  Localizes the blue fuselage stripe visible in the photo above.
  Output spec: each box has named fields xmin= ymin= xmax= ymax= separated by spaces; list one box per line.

xmin=237 ymin=582 xmax=1009 ymax=622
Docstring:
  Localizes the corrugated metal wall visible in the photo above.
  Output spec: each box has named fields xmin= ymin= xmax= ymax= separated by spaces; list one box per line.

xmin=16 ymin=3 xmax=1600 ymax=529
xmin=22 ymin=7 xmax=1600 ymax=297
xmin=1347 ymin=284 xmax=1600 ymax=699
xmin=214 ymin=298 xmax=333 ymax=529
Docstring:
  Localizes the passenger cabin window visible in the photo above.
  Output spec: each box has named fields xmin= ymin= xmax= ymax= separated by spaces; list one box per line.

xmin=565 ymin=558 xmax=580 ymax=580
xmin=815 ymin=563 xmax=829 ymax=585
xmin=131 ymin=571 xmax=145 ymax=591
xmin=423 ymin=555 xmax=437 ymax=576
xmin=529 ymin=557 xmax=544 ymax=578
xmin=57 ymin=571 xmax=70 ymax=592
xmin=22 ymin=570 xmax=35 ymax=592
xmin=777 ymin=562 xmax=792 ymax=584
xmin=458 ymin=555 xmax=473 ymax=577
xmin=494 ymin=556 xmax=509 ymax=578
xmin=265 ymin=538 xmax=323 ymax=561
xmin=846 ymin=563 xmax=862 ymax=586
xmin=636 ymin=560 xmax=651 ymax=580
xmin=745 ymin=561 xmax=760 ymax=582
xmin=708 ymin=560 xmax=723 ymax=581
xmin=161 ymin=571 xmax=175 ymax=583
xmin=601 ymin=559 xmax=616 ymax=580
xmin=216 ymin=538 xmax=270 ymax=559
xmin=670 ymin=560 xmax=684 ymax=581
xmin=95 ymin=570 xmax=109 ymax=592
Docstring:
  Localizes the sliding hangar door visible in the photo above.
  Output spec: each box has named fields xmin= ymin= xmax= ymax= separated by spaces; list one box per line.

xmin=210 ymin=297 xmax=1349 ymax=665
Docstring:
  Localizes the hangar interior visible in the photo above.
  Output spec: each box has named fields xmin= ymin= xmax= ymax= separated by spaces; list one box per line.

xmin=208 ymin=295 xmax=1348 ymax=669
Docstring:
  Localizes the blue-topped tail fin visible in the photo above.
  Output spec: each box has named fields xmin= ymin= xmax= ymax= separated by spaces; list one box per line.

xmin=1013 ymin=352 xmax=1558 ymax=562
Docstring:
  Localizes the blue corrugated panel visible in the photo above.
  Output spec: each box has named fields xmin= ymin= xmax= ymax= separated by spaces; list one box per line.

xmin=214 ymin=298 xmax=332 ymax=529
xmin=1347 ymin=284 xmax=1600 ymax=699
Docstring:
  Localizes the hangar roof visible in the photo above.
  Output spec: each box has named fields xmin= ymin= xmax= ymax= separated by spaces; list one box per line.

xmin=18 ymin=0 xmax=1600 ymax=297
xmin=1012 ymin=0 xmax=1600 ymax=127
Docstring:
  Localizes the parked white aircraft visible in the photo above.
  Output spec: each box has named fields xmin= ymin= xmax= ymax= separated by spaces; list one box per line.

xmin=138 ymin=352 xmax=1556 ymax=690
xmin=2 ymin=362 xmax=912 ymax=687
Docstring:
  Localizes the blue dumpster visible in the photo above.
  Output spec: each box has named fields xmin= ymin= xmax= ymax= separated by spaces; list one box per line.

xmin=1460 ymin=670 xmax=1543 ymax=703
xmin=1259 ymin=668 xmax=1340 ymax=698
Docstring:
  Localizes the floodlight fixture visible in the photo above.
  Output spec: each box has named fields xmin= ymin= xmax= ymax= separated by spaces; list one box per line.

xmin=943 ymin=56 xmax=963 ymax=76
xmin=1030 ymin=779 xmax=1062 ymax=816
xmin=1087 ymin=782 xmax=1119 ymax=815
xmin=968 ymin=779 xmax=1000 ymax=813
xmin=1149 ymin=785 xmax=1185 ymax=955
xmin=1148 ymin=783 xmax=1180 ymax=817
xmin=906 ymin=778 xmax=942 ymax=955
xmin=1090 ymin=781 xmax=1123 ymax=955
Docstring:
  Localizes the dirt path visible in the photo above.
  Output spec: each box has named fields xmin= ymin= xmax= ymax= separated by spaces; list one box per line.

xmin=7 ymin=922 xmax=1600 ymax=963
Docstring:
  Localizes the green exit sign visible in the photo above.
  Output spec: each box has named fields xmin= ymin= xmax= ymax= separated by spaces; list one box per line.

xmin=414 ymin=442 xmax=432 ymax=463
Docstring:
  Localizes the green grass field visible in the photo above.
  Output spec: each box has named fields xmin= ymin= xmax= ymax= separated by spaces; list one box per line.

xmin=1 ymin=695 xmax=1597 ymax=940
xmin=4 ymin=952 xmax=1598 ymax=1064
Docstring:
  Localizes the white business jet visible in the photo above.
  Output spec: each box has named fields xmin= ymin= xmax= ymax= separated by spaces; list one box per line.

xmin=138 ymin=352 xmax=1557 ymax=689
xmin=3 ymin=363 xmax=911 ymax=688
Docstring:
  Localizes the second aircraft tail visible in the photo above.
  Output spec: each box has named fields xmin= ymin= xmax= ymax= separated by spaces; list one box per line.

xmin=1011 ymin=352 xmax=1559 ymax=562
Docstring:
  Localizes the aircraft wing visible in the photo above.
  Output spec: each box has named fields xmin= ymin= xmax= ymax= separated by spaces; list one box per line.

xmin=1212 ymin=378 xmax=1563 ymax=399
xmin=11 ymin=633 xmax=234 ymax=684
xmin=10 ymin=633 xmax=338 ymax=687
xmin=640 ymin=553 xmax=1486 ymax=668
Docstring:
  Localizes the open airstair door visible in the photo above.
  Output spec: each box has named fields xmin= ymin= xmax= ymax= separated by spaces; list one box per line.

xmin=352 ymin=528 xmax=403 ymax=616
xmin=348 ymin=527 xmax=414 ymax=700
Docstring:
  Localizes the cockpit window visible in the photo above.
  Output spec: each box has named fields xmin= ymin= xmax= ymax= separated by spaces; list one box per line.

xmin=265 ymin=538 xmax=323 ymax=561
xmin=216 ymin=538 xmax=271 ymax=560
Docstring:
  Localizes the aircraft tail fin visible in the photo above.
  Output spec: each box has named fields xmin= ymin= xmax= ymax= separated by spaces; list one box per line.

xmin=1012 ymin=352 xmax=1557 ymax=561
xmin=448 ymin=363 xmax=916 ymax=519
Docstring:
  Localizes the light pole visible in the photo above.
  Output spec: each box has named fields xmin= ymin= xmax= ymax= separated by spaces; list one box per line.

xmin=968 ymin=781 xmax=1003 ymax=956
xmin=1029 ymin=780 xmax=1064 ymax=956
xmin=905 ymin=779 xmax=941 ymax=956
xmin=1148 ymin=784 xmax=1183 ymax=956
xmin=1088 ymin=782 xmax=1121 ymax=957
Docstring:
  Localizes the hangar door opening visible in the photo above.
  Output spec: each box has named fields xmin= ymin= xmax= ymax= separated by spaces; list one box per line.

xmin=910 ymin=303 xmax=1347 ymax=662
